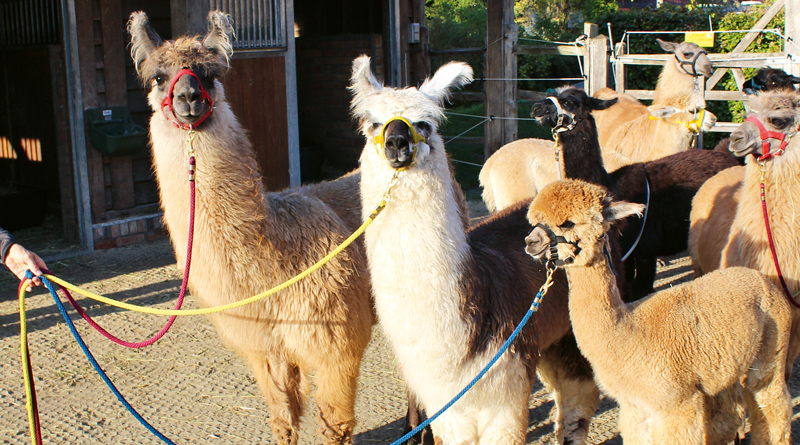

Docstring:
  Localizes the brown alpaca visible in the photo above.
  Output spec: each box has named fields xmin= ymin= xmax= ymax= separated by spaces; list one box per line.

xmin=129 ymin=11 xmax=373 ymax=444
xmin=526 ymin=179 xmax=792 ymax=445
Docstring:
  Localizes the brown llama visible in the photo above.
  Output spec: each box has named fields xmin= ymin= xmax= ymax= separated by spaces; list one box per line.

xmin=526 ymin=179 xmax=791 ymax=444
xmin=129 ymin=11 xmax=383 ymax=445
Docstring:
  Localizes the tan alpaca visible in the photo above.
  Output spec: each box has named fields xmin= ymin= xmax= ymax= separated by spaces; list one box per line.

xmin=479 ymin=90 xmax=715 ymax=212
xmin=594 ymin=38 xmax=712 ymax=146
xmin=690 ymin=89 xmax=800 ymax=377
xmin=525 ymin=179 xmax=792 ymax=445
xmin=129 ymin=11 xmax=374 ymax=444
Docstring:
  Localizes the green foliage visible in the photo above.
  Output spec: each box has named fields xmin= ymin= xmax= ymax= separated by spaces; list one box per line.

xmin=427 ymin=0 xmax=487 ymax=84
xmin=715 ymin=3 xmax=785 ymax=122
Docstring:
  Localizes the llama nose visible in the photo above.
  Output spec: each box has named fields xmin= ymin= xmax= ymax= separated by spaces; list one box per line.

xmin=525 ymin=231 xmax=547 ymax=258
xmin=384 ymin=133 xmax=412 ymax=164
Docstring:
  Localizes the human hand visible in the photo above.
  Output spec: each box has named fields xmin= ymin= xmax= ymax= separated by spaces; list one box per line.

xmin=5 ymin=244 xmax=48 ymax=292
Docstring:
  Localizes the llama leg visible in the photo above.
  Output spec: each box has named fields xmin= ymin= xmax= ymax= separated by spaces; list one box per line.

xmin=630 ymin=255 xmax=657 ymax=300
xmin=650 ymin=395 xmax=704 ymax=445
xmin=617 ymin=402 xmax=651 ymax=445
xmin=404 ymin=390 xmax=434 ymax=445
xmin=784 ymin=315 xmax=800 ymax=378
xmin=537 ymin=336 xmax=598 ymax=445
xmin=245 ymin=352 xmax=306 ymax=445
xmin=744 ymin=370 xmax=792 ymax=444
xmin=476 ymin=401 xmax=528 ymax=445
xmin=703 ymin=387 xmax=745 ymax=445
xmin=313 ymin=357 xmax=360 ymax=445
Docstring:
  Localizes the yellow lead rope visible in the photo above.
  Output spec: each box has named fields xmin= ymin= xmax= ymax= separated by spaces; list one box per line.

xmin=26 ymin=172 xmax=398 ymax=318
xmin=18 ymin=289 xmax=37 ymax=445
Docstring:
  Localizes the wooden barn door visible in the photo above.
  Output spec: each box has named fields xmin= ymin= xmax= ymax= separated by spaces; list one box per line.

xmin=210 ymin=0 xmax=294 ymax=191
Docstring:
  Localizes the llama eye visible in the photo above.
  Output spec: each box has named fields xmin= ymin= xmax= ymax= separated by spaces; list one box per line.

xmin=559 ymin=220 xmax=575 ymax=229
xmin=769 ymin=117 xmax=790 ymax=128
xmin=415 ymin=122 xmax=431 ymax=135
xmin=371 ymin=122 xmax=382 ymax=131
xmin=152 ymin=75 xmax=166 ymax=88
xmin=683 ymin=52 xmax=693 ymax=58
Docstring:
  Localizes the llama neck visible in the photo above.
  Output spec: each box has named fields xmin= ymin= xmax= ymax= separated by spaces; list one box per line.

xmin=559 ymin=116 xmax=613 ymax=188
xmin=150 ymin=102 xmax=272 ymax=287
xmin=360 ymin=137 xmax=472 ymax=359
xmin=737 ymin=149 xmax=800 ymax=295
xmin=653 ymin=61 xmax=698 ymax=105
xmin=563 ymin=249 xmax=632 ymax=365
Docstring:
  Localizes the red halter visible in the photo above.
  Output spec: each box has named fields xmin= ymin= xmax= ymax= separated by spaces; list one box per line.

xmin=160 ymin=68 xmax=214 ymax=130
xmin=744 ymin=116 xmax=793 ymax=162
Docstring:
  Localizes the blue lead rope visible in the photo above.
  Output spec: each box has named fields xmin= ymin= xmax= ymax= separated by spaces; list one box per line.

xmin=390 ymin=288 xmax=546 ymax=445
xmin=31 ymin=272 xmax=176 ymax=445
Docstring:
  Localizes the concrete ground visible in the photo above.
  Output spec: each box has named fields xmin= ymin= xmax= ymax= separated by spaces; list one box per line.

xmin=1 ymin=200 xmax=799 ymax=444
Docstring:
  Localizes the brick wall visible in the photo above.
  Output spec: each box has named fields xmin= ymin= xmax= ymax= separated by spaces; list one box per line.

xmin=296 ymin=34 xmax=384 ymax=172
xmin=92 ymin=214 xmax=166 ymax=250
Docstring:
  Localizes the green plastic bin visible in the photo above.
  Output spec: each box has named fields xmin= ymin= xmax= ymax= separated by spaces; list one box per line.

xmin=85 ymin=107 xmax=148 ymax=157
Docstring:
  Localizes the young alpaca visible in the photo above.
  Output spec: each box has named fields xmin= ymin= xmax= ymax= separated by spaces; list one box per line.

xmin=350 ymin=56 xmax=598 ymax=444
xmin=130 ymin=12 xmax=386 ymax=444
xmin=690 ymin=89 xmax=800 ymax=376
xmin=525 ymin=179 xmax=792 ymax=445
xmin=593 ymin=38 xmax=713 ymax=147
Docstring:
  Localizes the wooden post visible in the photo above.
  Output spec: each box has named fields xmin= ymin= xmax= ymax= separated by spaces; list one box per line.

xmin=409 ymin=0 xmax=430 ymax=86
xmin=484 ymin=0 xmax=517 ymax=158
xmin=584 ymin=23 xmax=608 ymax=95
xmin=613 ymin=41 xmax=627 ymax=93
xmin=787 ymin=0 xmax=799 ymax=77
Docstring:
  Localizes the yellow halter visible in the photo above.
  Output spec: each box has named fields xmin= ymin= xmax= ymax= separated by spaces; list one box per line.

xmin=373 ymin=116 xmax=426 ymax=170
xmin=649 ymin=109 xmax=706 ymax=134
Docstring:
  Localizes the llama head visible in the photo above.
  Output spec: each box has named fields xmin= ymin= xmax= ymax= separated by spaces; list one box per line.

xmin=349 ymin=56 xmax=473 ymax=170
xmin=531 ymin=87 xmax=617 ymax=133
xmin=525 ymin=180 xmax=643 ymax=267
xmin=656 ymin=38 xmax=713 ymax=78
xmin=743 ymin=68 xmax=800 ymax=95
xmin=128 ymin=10 xmax=234 ymax=129
xmin=729 ymin=90 xmax=800 ymax=161
xmin=647 ymin=92 xmax=716 ymax=132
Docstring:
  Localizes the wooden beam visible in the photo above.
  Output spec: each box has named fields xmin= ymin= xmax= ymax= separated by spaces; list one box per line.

xmin=615 ymin=52 xmax=791 ymax=68
xmin=430 ymin=47 xmax=484 ymax=55
xmin=451 ymin=91 xmax=484 ymax=101
xmin=517 ymin=90 xmax=547 ymax=101
xmin=787 ymin=0 xmax=800 ymax=77
xmin=513 ymin=44 xmax=582 ymax=56
xmin=706 ymin=0 xmax=786 ymax=90
xmin=484 ymin=0 xmax=516 ymax=158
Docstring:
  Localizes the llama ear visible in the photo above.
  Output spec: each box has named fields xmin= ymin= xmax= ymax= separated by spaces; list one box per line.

xmin=128 ymin=11 xmax=163 ymax=75
xmin=349 ymin=55 xmax=383 ymax=97
xmin=647 ymin=105 xmax=679 ymax=119
xmin=203 ymin=11 xmax=235 ymax=66
xmin=602 ymin=198 xmax=645 ymax=223
xmin=586 ymin=96 xmax=617 ymax=111
xmin=419 ymin=62 xmax=474 ymax=105
xmin=656 ymin=38 xmax=677 ymax=53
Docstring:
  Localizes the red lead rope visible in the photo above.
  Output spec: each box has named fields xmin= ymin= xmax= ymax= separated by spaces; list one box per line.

xmin=161 ymin=69 xmax=214 ymax=130
xmin=760 ymin=174 xmax=800 ymax=309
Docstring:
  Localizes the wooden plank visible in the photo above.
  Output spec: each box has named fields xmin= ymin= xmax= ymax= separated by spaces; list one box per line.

xmin=101 ymin=0 xmax=134 ymax=210
xmin=224 ymin=57 xmax=290 ymax=191
xmin=517 ymin=90 xmax=547 ymax=101
xmin=51 ymin=46 xmax=80 ymax=243
xmin=451 ymin=91 xmax=484 ymax=101
xmin=706 ymin=0 xmax=785 ymax=90
xmin=787 ymin=0 xmax=800 ymax=77
xmin=430 ymin=47 xmax=484 ymax=56
xmin=75 ymin=0 xmax=105 ymax=223
xmin=513 ymin=44 xmax=582 ymax=57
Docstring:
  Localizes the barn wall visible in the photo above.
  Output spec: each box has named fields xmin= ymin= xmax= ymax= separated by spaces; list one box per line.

xmin=295 ymin=34 xmax=384 ymax=171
